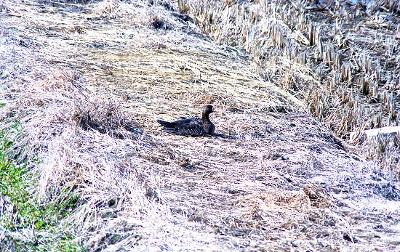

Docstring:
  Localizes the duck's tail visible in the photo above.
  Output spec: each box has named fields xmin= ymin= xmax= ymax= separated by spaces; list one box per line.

xmin=157 ymin=119 xmax=175 ymax=128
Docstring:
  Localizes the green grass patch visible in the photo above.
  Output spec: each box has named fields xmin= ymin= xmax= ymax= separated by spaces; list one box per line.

xmin=0 ymin=127 xmax=84 ymax=251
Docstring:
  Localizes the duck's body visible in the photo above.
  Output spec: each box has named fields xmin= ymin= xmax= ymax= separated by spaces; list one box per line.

xmin=157 ymin=105 xmax=215 ymax=136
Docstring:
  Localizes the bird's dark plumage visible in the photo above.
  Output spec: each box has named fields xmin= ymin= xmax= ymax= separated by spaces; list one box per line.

xmin=157 ymin=105 xmax=215 ymax=136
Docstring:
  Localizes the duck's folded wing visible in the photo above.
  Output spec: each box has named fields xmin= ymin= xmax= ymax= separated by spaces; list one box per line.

xmin=172 ymin=118 xmax=194 ymax=124
xmin=157 ymin=118 xmax=192 ymax=128
xmin=174 ymin=118 xmax=204 ymax=136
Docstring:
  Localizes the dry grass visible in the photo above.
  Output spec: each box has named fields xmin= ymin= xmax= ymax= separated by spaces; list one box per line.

xmin=178 ymin=0 xmax=400 ymax=171
xmin=0 ymin=0 xmax=400 ymax=251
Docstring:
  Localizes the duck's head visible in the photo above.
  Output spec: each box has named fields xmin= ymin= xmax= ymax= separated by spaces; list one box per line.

xmin=203 ymin=105 xmax=214 ymax=114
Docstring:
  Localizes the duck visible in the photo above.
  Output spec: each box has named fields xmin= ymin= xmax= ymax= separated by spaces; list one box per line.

xmin=157 ymin=105 xmax=215 ymax=136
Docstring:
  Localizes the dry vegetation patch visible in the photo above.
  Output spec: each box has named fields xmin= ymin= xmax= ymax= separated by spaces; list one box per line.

xmin=178 ymin=0 xmax=400 ymax=173
xmin=0 ymin=0 xmax=400 ymax=251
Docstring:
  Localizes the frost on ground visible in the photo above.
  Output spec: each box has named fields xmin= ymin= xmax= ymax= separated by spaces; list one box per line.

xmin=0 ymin=0 xmax=400 ymax=251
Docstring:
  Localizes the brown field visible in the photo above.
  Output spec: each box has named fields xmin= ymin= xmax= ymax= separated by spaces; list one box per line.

xmin=0 ymin=0 xmax=400 ymax=251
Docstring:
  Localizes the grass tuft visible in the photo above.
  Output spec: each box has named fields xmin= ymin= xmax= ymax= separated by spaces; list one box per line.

xmin=0 ymin=128 xmax=82 ymax=251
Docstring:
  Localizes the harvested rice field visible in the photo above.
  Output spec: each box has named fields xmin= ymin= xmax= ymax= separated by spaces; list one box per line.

xmin=0 ymin=0 xmax=400 ymax=251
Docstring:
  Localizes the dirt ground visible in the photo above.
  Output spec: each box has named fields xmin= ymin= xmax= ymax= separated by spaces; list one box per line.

xmin=1 ymin=0 xmax=400 ymax=251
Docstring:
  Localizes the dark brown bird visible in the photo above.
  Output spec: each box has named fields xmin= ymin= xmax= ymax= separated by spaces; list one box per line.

xmin=157 ymin=105 xmax=215 ymax=136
